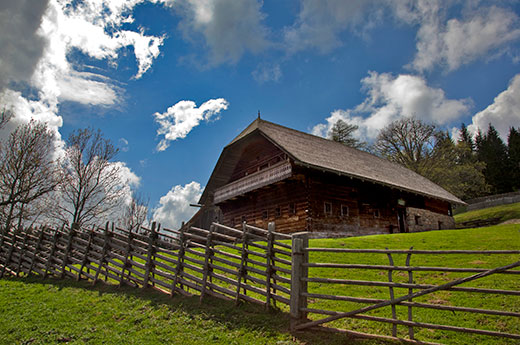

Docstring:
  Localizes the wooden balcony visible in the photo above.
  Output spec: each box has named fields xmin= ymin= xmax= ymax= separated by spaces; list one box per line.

xmin=214 ymin=161 xmax=292 ymax=204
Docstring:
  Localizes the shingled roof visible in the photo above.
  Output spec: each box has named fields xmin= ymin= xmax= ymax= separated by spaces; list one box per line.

xmin=200 ymin=118 xmax=464 ymax=205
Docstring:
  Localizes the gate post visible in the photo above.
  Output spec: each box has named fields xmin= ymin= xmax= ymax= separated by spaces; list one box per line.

xmin=290 ymin=232 xmax=309 ymax=330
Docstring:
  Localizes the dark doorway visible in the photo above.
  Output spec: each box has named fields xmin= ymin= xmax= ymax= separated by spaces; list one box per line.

xmin=397 ymin=208 xmax=407 ymax=233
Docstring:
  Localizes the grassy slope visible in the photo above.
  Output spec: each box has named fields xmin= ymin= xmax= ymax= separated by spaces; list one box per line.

xmin=304 ymin=225 xmax=520 ymax=345
xmin=1 ymin=225 xmax=519 ymax=345
xmin=454 ymin=202 xmax=520 ymax=224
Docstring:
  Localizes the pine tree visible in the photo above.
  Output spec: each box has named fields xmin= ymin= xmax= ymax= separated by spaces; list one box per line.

xmin=476 ymin=124 xmax=513 ymax=194
xmin=458 ymin=123 xmax=474 ymax=152
xmin=329 ymin=119 xmax=365 ymax=149
xmin=508 ymin=127 xmax=520 ymax=190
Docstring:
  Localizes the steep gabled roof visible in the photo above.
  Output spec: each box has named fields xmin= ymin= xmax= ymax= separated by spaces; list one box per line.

xmin=200 ymin=118 xmax=465 ymax=205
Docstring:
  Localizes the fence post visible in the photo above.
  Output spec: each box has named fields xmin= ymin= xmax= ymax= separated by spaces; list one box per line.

xmin=43 ymin=226 xmax=62 ymax=279
xmin=265 ymin=222 xmax=275 ymax=310
xmin=171 ymin=222 xmax=185 ymax=296
xmin=235 ymin=222 xmax=249 ymax=305
xmin=200 ymin=224 xmax=214 ymax=302
xmin=78 ymin=226 xmax=94 ymax=281
xmin=120 ymin=228 xmax=134 ymax=287
xmin=93 ymin=222 xmax=110 ymax=285
xmin=143 ymin=222 xmax=157 ymax=289
xmin=28 ymin=227 xmax=45 ymax=276
xmin=16 ymin=228 xmax=29 ymax=276
xmin=60 ymin=225 xmax=76 ymax=279
xmin=406 ymin=247 xmax=415 ymax=340
xmin=0 ymin=228 xmax=18 ymax=278
xmin=290 ymin=232 xmax=309 ymax=331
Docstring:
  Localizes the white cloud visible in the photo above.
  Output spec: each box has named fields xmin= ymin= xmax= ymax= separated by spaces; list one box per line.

xmin=252 ymin=63 xmax=282 ymax=84
xmin=0 ymin=0 xmax=49 ymax=92
xmin=284 ymin=0 xmax=377 ymax=53
xmin=154 ymin=98 xmax=229 ymax=151
xmin=407 ymin=5 xmax=520 ymax=71
xmin=176 ymin=0 xmax=270 ymax=65
xmin=118 ymin=138 xmax=129 ymax=152
xmin=152 ymin=181 xmax=202 ymax=230
xmin=468 ymin=73 xmax=520 ymax=141
xmin=312 ymin=71 xmax=471 ymax=140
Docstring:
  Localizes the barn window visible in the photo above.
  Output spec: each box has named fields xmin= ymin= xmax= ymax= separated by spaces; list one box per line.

xmin=275 ymin=206 xmax=281 ymax=218
xmin=415 ymin=215 xmax=421 ymax=225
xmin=438 ymin=221 xmax=443 ymax=230
xmin=262 ymin=210 xmax=269 ymax=220
xmin=341 ymin=205 xmax=349 ymax=217
xmin=373 ymin=209 xmax=380 ymax=218
xmin=324 ymin=202 xmax=332 ymax=216
xmin=289 ymin=203 xmax=296 ymax=215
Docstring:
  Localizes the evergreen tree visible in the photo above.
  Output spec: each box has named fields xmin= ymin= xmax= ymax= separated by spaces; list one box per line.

xmin=476 ymin=124 xmax=513 ymax=194
xmin=508 ymin=127 xmax=520 ymax=190
xmin=329 ymin=119 xmax=365 ymax=149
xmin=458 ymin=123 xmax=474 ymax=152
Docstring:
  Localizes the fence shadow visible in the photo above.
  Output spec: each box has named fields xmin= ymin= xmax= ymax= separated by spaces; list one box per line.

xmin=5 ymin=275 xmax=381 ymax=345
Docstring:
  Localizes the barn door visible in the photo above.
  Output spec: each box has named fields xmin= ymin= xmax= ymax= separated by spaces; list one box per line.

xmin=397 ymin=208 xmax=407 ymax=233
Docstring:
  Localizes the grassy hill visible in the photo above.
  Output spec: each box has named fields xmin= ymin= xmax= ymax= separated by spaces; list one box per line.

xmin=1 ymin=225 xmax=519 ymax=345
xmin=454 ymin=202 xmax=520 ymax=224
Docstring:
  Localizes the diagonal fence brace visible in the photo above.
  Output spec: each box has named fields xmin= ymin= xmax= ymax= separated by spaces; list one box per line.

xmin=294 ymin=259 xmax=520 ymax=331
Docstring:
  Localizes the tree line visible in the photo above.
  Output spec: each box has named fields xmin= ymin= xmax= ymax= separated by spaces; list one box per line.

xmin=0 ymin=110 xmax=148 ymax=231
xmin=330 ymin=118 xmax=520 ymax=201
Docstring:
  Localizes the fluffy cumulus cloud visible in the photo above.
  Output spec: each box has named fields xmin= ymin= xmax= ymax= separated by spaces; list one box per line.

xmin=252 ymin=63 xmax=282 ymax=84
xmin=0 ymin=0 xmax=166 ymax=143
xmin=284 ymin=1 xmax=520 ymax=71
xmin=312 ymin=71 xmax=471 ymax=140
xmin=0 ymin=0 xmax=49 ymax=92
xmin=175 ymin=0 xmax=270 ymax=65
xmin=468 ymin=74 xmax=520 ymax=140
xmin=152 ymin=181 xmax=203 ymax=230
xmin=403 ymin=4 xmax=520 ymax=71
xmin=284 ymin=0 xmax=377 ymax=53
xmin=154 ymin=98 xmax=229 ymax=151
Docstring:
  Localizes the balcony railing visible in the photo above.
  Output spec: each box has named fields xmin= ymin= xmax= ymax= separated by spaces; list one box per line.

xmin=214 ymin=161 xmax=292 ymax=203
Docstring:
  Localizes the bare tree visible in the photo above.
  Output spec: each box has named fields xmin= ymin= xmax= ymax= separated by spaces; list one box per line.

xmin=0 ymin=108 xmax=13 ymax=129
xmin=0 ymin=120 xmax=59 ymax=229
xmin=56 ymin=128 xmax=124 ymax=227
xmin=122 ymin=192 xmax=149 ymax=232
xmin=373 ymin=117 xmax=437 ymax=174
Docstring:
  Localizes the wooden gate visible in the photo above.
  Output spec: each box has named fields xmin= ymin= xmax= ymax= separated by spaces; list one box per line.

xmin=290 ymin=232 xmax=520 ymax=344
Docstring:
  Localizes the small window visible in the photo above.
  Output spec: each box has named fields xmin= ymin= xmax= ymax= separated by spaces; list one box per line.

xmin=415 ymin=215 xmax=421 ymax=225
xmin=341 ymin=205 xmax=349 ymax=217
xmin=438 ymin=221 xmax=443 ymax=230
xmin=374 ymin=209 xmax=380 ymax=218
xmin=324 ymin=202 xmax=332 ymax=216
xmin=275 ymin=206 xmax=281 ymax=218
xmin=262 ymin=210 xmax=269 ymax=220
xmin=289 ymin=203 xmax=296 ymax=215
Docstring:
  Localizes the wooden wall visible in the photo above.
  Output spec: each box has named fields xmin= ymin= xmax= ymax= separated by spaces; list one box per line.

xmin=219 ymin=177 xmax=308 ymax=234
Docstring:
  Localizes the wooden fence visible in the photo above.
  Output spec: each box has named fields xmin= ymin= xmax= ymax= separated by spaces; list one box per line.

xmin=290 ymin=232 xmax=520 ymax=344
xmin=2 ymin=224 xmax=520 ymax=344
xmin=0 ymin=221 xmax=292 ymax=309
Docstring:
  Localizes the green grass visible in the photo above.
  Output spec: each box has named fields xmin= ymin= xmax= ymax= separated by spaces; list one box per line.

xmin=302 ymin=225 xmax=520 ymax=345
xmin=454 ymin=202 xmax=520 ymax=224
xmin=0 ymin=276 xmax=376 ymax=345
xmin=1 ymin=225 xmax=519 ymax=345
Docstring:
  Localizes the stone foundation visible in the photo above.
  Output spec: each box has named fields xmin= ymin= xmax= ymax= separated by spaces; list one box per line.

xmin=406 ymin=207 xmax=455 ymax=232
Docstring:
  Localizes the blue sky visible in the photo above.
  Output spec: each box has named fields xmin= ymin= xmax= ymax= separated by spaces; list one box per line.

xmin=1 ymin=0 xmax=520 ymax=229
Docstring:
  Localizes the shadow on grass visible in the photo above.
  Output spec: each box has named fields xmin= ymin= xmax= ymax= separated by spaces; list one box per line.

xmin=7 ymin=275 xmax=391 ymax=345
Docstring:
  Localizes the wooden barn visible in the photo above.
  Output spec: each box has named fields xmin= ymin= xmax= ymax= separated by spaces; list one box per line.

xmin=193 ymin=118 xmax=464 ymax=237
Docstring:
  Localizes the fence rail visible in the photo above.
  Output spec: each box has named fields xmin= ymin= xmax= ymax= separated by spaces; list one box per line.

xmin=290 ymin=232 xmax=520 ymax=344
xmin=0 ymin=221 xmax=292 ymax=310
